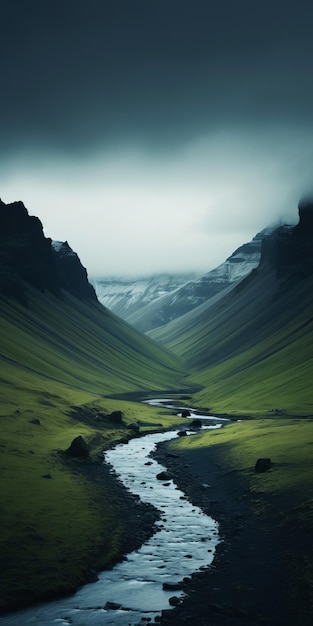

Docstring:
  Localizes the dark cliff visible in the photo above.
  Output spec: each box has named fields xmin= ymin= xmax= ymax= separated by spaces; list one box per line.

xmin=0 ymin=199 xmax=97 ymax=304
xmin=51 ymin=241 xmax=97 ymax=301
xmin=260 ymin=199 xmax=313 ymax=279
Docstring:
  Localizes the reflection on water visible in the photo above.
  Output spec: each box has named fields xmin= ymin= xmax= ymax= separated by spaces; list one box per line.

xmin=0 ymin=426 xmax=221 ymax=625
xmin=143 ymin=398 xmax=230 ymax=422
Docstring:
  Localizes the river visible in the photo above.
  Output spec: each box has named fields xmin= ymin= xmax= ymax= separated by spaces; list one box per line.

xmin=0 ymin=403 xmax=225 ymax=625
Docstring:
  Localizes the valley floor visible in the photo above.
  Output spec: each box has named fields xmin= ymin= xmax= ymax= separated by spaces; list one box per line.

xmin=153 ymin=436 xmax=313 ymax=626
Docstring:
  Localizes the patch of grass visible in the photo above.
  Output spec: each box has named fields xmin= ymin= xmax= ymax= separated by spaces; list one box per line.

xmin=171 ymin=418 xmax=313 ymax=498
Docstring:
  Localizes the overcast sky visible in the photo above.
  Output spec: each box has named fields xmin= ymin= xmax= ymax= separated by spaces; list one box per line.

xmin=1 ymin=0 xmax=313 ymax=277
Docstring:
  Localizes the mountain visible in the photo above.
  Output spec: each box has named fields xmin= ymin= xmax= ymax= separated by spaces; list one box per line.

xmin=91 ymin=273 xmax=199 ymax=322
xmin=0 ymin=199 xmax=97 ymax=304
xmin=149 ymin=200 xmax=313 ymax=415
xmin=0 ymin=199 xmax=183 ymax=395
xmin=93 ymin=228 xmax=273 ymax=333
xmin=0 ymin=199 xmax=185 ymax=611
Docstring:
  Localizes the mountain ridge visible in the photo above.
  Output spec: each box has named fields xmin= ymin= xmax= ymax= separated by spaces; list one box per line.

xmin=149 ymin=200 xmax=313 ymax=414
xmin=93 ymin=227 xmax=275 ymax=333
xmin=0 ymin=199 xmax=97 ymax=303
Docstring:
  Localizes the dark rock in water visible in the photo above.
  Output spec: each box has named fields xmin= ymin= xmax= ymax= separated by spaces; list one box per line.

xmin=156 ymin=470 xmax=172 ymax=481
xmin=255 ymin=458 xmax=273 ymax=473
xmin=181 ymin=409 xmax=191 ymax=417
xmin=104 ymin=601 xmax=122 ymax=610
xmin=163 ymin=582 xmax=183 ymax=591
xmin=66 ymin=435 xmax=89 ymax=458
xmin=177 ymin=430 xmax=188 ymax=437
xmin=169 ymin=596 xmax=181 ymax=606
xmin=189 ymin=419 xmax=202 ymax=429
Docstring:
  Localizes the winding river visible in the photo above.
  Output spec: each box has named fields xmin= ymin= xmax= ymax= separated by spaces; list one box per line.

xmin=0 ymin=403 xmax=224 ymax=625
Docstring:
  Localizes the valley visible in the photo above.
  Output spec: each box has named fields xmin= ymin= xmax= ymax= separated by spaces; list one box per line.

xmin=0 ymin=198 xmax=312 ymax=624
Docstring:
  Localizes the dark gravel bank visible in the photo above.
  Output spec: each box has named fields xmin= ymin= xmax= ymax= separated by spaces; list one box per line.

xmin=152 ymin=440 xmax=312 ymax=626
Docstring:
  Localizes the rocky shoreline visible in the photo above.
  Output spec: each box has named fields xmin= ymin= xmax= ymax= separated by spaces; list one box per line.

xmin=2 ymin=429 xmax=311 ymax=625
xmin=151 ymin=439 xmax=310 ymax=626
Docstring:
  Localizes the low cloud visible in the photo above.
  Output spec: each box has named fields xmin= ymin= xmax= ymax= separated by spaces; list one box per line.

xmin=0 ymin=126 xmax=311 ymax=277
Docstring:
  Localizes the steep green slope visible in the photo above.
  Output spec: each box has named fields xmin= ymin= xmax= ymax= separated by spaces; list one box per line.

xmin=0 ymin=287 xmax=183 ymax=396
xmin=150 ymin=262 xmax=313 ymax=415
xmin=0 ymin=286 xmax=185 ymax=610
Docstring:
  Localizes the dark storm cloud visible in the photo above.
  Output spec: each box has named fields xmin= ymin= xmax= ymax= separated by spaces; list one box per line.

xmin=1 ymin=1 xmax=313 ymax=277
xmin=2 ymin=0 xmax=313 ymax=157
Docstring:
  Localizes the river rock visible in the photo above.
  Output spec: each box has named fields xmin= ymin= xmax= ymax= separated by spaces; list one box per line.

xmin=163 ymin=582 xmax=183 ymax=591
xmin=104 ymin=601 xmax=122 ymax=610
xmin=189 ymin=419 xmax=202 ymax=429
xmin=181 ymin=409 xmax=191 ymax=417
xmin=156 ymin=470 xmax=173 ymax=481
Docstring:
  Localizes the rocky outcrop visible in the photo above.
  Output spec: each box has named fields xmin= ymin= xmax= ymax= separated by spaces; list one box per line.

xmin=66 ymin=435 xmax=89 ymax=458
xmin=51 ymin=241 xmax=97 ymax=302
xmin=0 ymin=199 xmax=60 ymax=301
xmin=0 ymin=199 xmax=97 ymax=303
xmin=294 ymin=197 xmax=313 ymax=236
xmin=259 ymin=198 xmax=313 ymax=279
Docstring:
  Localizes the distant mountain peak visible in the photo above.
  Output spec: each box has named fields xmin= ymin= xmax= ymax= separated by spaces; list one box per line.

xmin=93 ymin=228 xmax=275 ymax=333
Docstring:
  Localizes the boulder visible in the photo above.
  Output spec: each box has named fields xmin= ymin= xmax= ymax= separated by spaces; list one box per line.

xmin=181 ymin=409 xmax=191 ymax=417
xmin=177 ymin=430 xmax=188 ymax=437
xmin=66 ymin=435 xmax=89 ymax=458
xmin=104 ymin=601 xmax=121 ymax=610
xmin=108 ymin=410 xmax=123 ymax=424
xmin=127 ymin=422 xmax=140 ymax=432
xmin=156 ymin=470 xmax=172 ymax=481
xmin=189 ymin=419 xmax=202 ymax=429
xmin=255 ymin=458 xmax=273 ymax=473
xmin=163 ymin=582 xmax=183 ymax=591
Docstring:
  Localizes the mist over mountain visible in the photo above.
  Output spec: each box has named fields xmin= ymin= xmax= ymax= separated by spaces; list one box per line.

xmin=93 ymin=227 xmax=274 ymax=333
xmin=149 ymin=199 xmax=313 ymax=413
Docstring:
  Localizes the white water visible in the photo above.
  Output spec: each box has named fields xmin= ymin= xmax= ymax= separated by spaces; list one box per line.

xmin=0 ymin=421 xmax=222 ymax=625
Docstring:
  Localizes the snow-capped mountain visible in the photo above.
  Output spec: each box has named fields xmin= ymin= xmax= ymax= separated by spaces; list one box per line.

xmin=91 ymin=273 xmax=199 ymax=320
xmin=92 ymin=228 xmax=275 ymax=332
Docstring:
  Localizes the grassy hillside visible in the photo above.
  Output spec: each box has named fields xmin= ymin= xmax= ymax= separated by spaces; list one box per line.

xmin=0 ymin=287 xmax=185 ymax=610
xmin=150 ymin=263 xmax=313 ymax=415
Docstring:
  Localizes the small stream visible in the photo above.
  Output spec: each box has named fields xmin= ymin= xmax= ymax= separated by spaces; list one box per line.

xmin=0 ymin=402 xmax=225 ymax=625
